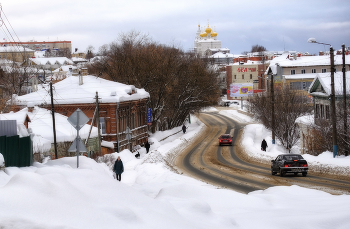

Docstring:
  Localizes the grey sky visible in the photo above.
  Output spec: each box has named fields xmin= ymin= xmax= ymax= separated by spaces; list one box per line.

xmin=2 ymin=0 xmax=350 ymax=55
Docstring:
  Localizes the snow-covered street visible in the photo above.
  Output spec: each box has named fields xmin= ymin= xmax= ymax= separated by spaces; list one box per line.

xmin=1 ymin=109 xmax=350 ymax=229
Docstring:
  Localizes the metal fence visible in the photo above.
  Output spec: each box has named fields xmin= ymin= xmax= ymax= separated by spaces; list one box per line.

xmin=0 ymin=135 xmax=33 ymax=167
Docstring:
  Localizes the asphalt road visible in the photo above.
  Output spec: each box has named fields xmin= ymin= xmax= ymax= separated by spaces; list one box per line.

xmin=175 ymin=111 xmax=350 ymax=194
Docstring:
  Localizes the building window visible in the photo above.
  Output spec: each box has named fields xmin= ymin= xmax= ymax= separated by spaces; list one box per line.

xmin=303 ymin=81 xmax=312 ymax=90
xmin=322 ymin=68 xmax=326 ymax=73
xmin=315 ymin=104 xmax=320 ymax=118
xmin=312 ymin=69 xmax=316 ymax=73
xmin=242 ymin=74 xmax=244 ymax=79
xmin=99 ymin=117 xmax=105 ymax=134
xmin=234 ymin=75 xmax=236 ymax=79
xmin=301 ymin=69 xmax=306 ymax=74
xmin=325 ymin=105 xmax=330 ymax=120
xmin=320 ymin=105 xmax=324 ymax=119
xmin=250 ymin=74 xmax=252 ymax=79
xmin=334 ymin=68 xmax=337 ymax=73
xmin=291 ymin=69 xmax=295 ymax=75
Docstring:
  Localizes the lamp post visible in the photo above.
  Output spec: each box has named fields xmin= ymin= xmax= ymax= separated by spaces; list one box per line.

xmin=342 ymin=44 xmax=348 ymax=156
xmin=307 ymin=38 xmax=338 ymax=157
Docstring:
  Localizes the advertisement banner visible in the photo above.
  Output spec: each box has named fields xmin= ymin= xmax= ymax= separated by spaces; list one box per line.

xmin=230 ymin=83 xmax=254 ymax=97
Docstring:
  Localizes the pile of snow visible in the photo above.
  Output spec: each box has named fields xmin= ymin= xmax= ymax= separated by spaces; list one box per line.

xmin=200 ymin=107 xmax=218 ymax=112
xmin=220 ymin=109 xmax=253 ymax=123
xmin=242 ymin=123 xmax=350 ymax=175
xmin=1 ymin=113 xmax=350 ymax=228
xmin=0 ymin=153 xmax=4 ymax=168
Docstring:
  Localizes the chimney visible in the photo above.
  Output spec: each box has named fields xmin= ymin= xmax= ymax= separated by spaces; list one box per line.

xmin=27 ymin=102 xmax=34 ymax=113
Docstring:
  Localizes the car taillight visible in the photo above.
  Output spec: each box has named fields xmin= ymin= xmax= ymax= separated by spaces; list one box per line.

xmin=303 ymin=164 xmax=308 ymax=167
xmin=284 ymin=164 xmax=289 ymax=167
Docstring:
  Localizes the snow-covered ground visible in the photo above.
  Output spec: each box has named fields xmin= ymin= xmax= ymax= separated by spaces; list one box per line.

xmin=1 ymin=110 xmax=350 ymax=228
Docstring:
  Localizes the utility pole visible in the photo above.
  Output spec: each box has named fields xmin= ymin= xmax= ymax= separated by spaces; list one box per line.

xmin=330 ymin=47 xmax=338 ymax=157
xmin=342 ymin=44 xmax=348 ymax=155
xmin=308 ymin=38 xmax=339 ymax=157
xmin=270 ymin=73 xmax=275 ymax=144
xmin=95 ymin=92 xmax=101 ymax=155
xmin=50 ymin=82 xmax=58 ymax=159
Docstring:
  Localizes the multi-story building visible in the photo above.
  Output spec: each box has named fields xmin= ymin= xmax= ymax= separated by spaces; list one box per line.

xmin=265 ymin=52 xmax=350 ymax=96
xmin=226 ymin=62 xmax=263 ymax=99
xmin=0 ymin=40 xmax=72 ymax=52
xmin=0 ymin=46 xmax=35 ymax=62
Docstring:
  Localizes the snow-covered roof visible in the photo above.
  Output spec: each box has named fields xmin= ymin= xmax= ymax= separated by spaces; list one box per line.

xmin=284 ymin=73 xmax=319 ymax=79
xmin=269 ymin=54 xmax=350 ymax=67
xmin=34 ymin=51 xmax=46 ymax=58
xmin=308 ymin=72 xmax=350 ymax=96
xmin=29 ymin=57 xmax=74 ymax=65
xmin=72 ymin=57 xmax=87 ymax=62
xmin=52 ymin=65 xmax=77 ymax=73
xmin=0 ymin=111 xmax=29 ymax=124
xmin=13 ymin=75 xmax=150 ymax=106
xmin=209 ymin=52 xmax=234 ymax=58
xmin=13 ymin=106 xmax=98 ymax=143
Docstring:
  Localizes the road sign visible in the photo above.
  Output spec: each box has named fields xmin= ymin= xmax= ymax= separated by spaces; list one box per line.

xmin=147 ymin=108 xmax=152 ymax=125
xmin=68 ymin=137 xmax=87 ymax=152
xmin=67 ymin=108 xmax=89 ymax=130
xmin=67 ymin=108 xmax=89 ymax=168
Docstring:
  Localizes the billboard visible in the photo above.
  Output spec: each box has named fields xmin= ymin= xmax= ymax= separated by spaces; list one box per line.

xmin=230 ymin=83 xmax=253 ymax=97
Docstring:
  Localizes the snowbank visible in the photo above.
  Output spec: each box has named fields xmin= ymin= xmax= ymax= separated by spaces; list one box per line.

xmin=241 ymin=123 xmax=350 ymax=176
xmin=1 ymin=112 xmax=350 ymax=228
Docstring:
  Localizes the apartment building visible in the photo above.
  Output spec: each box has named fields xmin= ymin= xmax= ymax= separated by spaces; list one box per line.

xmin=0 ymin=40 xmax=72 ymax=52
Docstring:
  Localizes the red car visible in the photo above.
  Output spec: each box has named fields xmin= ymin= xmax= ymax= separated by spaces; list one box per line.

xmin=218 ymin=134 xmax=233 ymax=146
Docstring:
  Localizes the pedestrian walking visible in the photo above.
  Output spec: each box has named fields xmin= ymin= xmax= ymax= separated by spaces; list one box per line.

xmin=182 ymin=124 xmax=187 ymax=134
xmin=145 ymin=140 xmax=150 ymax=154
xmin=261 ymin=139 xmax=268 ymax=152
xmin=113 ymin=156 xmax=124 ymax=181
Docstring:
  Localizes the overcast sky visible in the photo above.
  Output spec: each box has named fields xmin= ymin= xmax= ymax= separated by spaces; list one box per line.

xmin=2 ymin=0 xmax=350 ymax=55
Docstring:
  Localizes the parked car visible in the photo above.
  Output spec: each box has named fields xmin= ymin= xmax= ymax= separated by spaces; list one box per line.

xmin=271 ymin=154 xmax=308 ymax=177
xmin=218 ymin=134 xmax=233 ymax=146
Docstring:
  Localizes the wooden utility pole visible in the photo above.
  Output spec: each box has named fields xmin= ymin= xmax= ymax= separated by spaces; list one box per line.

xmin=50 ymin=82 xmax=58 ymax=159
xmin=95 ymin=92 xmax=101 ymax=155
xmin=330 ymin=47 xmax=338 ymax=157
xmin=342 ymin=44 xmax=348 ymax=155
xmin=271 ymin=73 xmax=275 ymax=144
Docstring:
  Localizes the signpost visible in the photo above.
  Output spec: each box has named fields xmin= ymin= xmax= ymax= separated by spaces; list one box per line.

xmin=67 ymin=108 xmax=89 ymax=168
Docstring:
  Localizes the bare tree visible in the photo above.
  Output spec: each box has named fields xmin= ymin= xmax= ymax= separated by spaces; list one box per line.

xmin=249 ymin=86 xmax=312 ymax=151
xmin=89 ymin=31 xmax=220 ymax=132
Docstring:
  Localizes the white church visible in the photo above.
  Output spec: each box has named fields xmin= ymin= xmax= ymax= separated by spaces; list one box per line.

xmin=194 ymin=23 xmax=230 ymax=57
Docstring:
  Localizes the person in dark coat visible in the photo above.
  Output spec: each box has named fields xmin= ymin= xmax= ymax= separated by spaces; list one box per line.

xmin=261 ymin=139 xmax=268 ymax=152
xmin=145 ymin=140 xmax=150 ymax=154
xmin=113 ymin=156 xmax=124 ymax=181
xmin=182 ymin=124 xmax=187 ymax=134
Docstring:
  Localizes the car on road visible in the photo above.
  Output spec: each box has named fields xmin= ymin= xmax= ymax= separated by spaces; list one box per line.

xmin=271 ymin=154 xmax=308 ymax=177
xmin=218 ymin=134 xmax=233 ymax=146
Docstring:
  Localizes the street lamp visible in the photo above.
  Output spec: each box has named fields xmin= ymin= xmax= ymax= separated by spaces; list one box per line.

xmin=308 ymin=38 xmax=338 ymax=157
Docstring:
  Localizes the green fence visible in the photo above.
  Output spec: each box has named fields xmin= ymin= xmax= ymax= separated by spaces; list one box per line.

xmin=0 ymin=135 xmax=33 ymax=167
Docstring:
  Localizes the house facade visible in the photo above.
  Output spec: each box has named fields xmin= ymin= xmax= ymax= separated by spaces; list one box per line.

xmin=12 ymin=75 xmax=150 ymax=153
